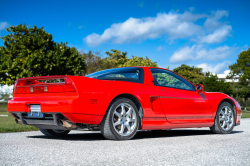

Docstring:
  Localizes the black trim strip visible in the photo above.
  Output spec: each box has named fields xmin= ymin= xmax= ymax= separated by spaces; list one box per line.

xmin=159 ymin=96 xmax=203 ymax=100
xmin=167 ymin=116 xmax=212 ymax=120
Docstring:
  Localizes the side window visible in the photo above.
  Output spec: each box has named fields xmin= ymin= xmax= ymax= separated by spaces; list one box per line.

xmin=97 ymin=70 xmax=139 ymax=79
xmin=150 ymin=69 xmax=194 ymax=91
xmin=85 ymin=67 xmax=144 ymax=84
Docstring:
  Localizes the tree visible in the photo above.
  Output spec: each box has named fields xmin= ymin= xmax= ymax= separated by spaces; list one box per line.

xmin=229 ymin=48 xmax=250 ymax=83
xmin=81 ymin=51 xmax=102 ymax=75
xmin=98 ymin=49 xmax=124 ymax=70
xmin=101 ymin=49 xmax=158 ymax=70
xmin=203 ymin=72 xmax=233 ymax=96
xmin=0 ymin=24 xmax=86 ymax=85
xmin=231 ymin=83 xmax=250 ymax=110
xmin=105 ymin=49 xmax=128 ymax=67
xmin=229 ymin=48 xmax=250 ymax=110
xmin=173 ymin=64 xmax=204 ymax=84
xmin=123 ymin=56 xmax=157 ymax=67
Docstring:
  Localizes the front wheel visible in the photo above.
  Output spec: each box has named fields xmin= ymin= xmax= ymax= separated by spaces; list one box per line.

xmin=39 ymin=129 xmax=70 ymax=137
xmin=210 ymin=102 xmax=235 ymax=134
xmin=100 ymin=98 xmax=140 ymax=140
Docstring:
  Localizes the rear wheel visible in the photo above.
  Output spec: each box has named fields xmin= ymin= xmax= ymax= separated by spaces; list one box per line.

xmin=39 ymin=129 xmax=70 ymax=137
xmin=100 ymin=98 xmax=139 ymax=140
xmin=210 ymin=102 xmax=235 ymax=134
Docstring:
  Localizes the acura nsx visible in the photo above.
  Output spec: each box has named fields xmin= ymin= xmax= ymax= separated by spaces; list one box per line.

xmin=8 ymin=67 xmax=242 ymax=140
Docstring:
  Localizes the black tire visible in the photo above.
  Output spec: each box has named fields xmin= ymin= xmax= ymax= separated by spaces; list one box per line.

xmin=39 ymin=129 xmax=70 ymax=137
xmin=100 ymin=98 xmax=140 ymax=140
xmin=210 ymin=102 xmax=235 ymax=134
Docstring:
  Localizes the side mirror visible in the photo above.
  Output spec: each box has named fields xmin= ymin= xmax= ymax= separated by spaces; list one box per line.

xmin=196 ymin=84 xmax=203 ymax=93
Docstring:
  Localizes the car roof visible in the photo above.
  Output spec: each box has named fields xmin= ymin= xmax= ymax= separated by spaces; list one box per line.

xmin=121 ymin=66 xmax=171 ymax=70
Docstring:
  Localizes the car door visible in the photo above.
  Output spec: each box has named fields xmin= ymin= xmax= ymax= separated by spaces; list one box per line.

xmin=150 ymin=68 xmax=213 ymax=124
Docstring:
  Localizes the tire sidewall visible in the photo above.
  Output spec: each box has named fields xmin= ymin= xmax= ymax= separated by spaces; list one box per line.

xmin=108 ymin=98 xmax=139 ymax=140
xmin=216 ymin=102 xmax=235 ymax=134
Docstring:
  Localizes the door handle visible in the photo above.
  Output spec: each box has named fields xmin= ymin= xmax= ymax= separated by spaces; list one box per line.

xmin=162 ymin=89 xmax=164 ymax=92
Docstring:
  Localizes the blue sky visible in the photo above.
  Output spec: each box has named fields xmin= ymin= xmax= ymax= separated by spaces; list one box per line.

xmin=1 ymin=0 xmax=250 ymax=74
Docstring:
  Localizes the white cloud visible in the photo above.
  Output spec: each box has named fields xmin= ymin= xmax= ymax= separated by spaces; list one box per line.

xmin=196 ymin=45 xmax=233 ymax=61
xmin=0 ymin=22 xmax=9 ymax=36
xmin=170 ymin=45 xmax=196 ymax=63
xmin=79 ymin=25 xmax=86 ymax=29
xmin=84 ymin=11 xmax=207 ymax=46
xmin=170 ymin=45 xmax=234 ymax=63
xmin=197 ymin=61 xmax=231 ymax=74
xmin=156 ymin=46 xmax=164 ymax=51
xmin=203 ymin=10 xmax=229 ymax=30
xmin=0 ymin=22 xmax=8 ymax=31
xmin=243 ymin=44 xmax=249 ymax=48
xmin=84 ymin=10 xmax=231 ymax=47
xmin=217 ymin=70 xmax=230 ymax=78
xmin=199 ymin=25 xmax=232 ymax=44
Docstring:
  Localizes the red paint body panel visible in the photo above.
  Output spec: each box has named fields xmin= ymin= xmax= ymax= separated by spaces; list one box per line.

xmin=63 ymin=114 xmax=103 ymax=124
xmin=159 ymin=87 xmax=213 ymax=123
xmin=8 ymin=67 xmax=242 ymax=130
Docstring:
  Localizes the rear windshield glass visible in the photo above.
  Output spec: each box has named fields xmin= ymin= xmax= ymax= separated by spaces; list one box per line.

xmin=85 ymin=67 xmax=144 ymax=83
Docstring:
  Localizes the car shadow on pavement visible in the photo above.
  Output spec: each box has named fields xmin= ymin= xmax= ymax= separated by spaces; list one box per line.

xmin=27 ymin=132 xmax=105 ymax=141
xmin=133 ymin=130 xmax=243 ymax=140
xmin=26 ymin=129 xmax=243 ymax=141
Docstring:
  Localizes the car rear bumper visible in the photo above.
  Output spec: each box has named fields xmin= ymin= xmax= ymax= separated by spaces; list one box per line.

xmin=10 ymin=111 xmax=103 ymax=130
xmin=8 ymin=97 xmax=104 ymax=127
xmin=10 ymin=111 xmax=103 ymax=124
xmin=10 ymin=112 xmax=73 ymax=129
xmin=7 ymin=96 xmax=82 ymax=114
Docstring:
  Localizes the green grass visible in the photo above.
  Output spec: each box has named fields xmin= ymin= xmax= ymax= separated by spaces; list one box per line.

xmin=0 ymin=102 xmax=8 ymax=112
xmin=241 ymin=107 xmax=250 ymax=118
xmin=241 ymin=111 xmax=250 ymax=118
xmin=0 ymin=112 xmax=38 ymax=133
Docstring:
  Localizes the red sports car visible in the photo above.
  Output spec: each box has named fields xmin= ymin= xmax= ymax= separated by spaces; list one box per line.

xmin=8 ymin=67 xmax=242 ymax=140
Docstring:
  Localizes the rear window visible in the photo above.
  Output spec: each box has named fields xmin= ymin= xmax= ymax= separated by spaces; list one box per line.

xmin=85 ymin=67 xmax=144 ymax=83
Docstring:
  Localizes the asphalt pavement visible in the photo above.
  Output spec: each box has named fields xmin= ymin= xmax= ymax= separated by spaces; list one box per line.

xmin=1 ymin=119 xmax=249 ymax=166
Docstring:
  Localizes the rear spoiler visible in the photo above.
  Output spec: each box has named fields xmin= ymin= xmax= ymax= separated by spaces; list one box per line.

xmin=13 ymin=76 xmax=76 ymax=94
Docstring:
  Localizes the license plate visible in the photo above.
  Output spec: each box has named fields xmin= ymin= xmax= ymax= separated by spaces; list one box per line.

xmin=27 ymin=112 xmax=44 ymax=118
xmin=30 ymin=105 xmax=41 ymax=112
xmin=28 ymin=105 xmax=43 ymax=118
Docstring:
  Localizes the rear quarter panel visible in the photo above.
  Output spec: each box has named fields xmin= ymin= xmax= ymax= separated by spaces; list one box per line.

xmin=69 ymin=76 xmax=163 ymax=118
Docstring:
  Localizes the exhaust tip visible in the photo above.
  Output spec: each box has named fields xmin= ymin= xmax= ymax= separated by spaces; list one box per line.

xmin=62 ymin=120 xmax=77 ymax=129
xmin=15 ymin=119 xmax=24 ymax=125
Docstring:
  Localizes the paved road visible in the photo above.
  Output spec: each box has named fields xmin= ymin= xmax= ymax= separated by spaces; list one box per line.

xmin=1 ymin=119 xmax=250 ymax=166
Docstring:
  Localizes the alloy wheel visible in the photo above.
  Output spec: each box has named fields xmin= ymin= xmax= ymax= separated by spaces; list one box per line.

xmin=112 ymin=103 xmax=137 ymax=136
xmin=219 ymin=106 xmax=234 ymax=131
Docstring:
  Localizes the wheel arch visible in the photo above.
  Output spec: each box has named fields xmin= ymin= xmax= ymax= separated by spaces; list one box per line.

xmin=107 ymin=93 xmax=144 ymax=129
xmin=216 ymin=98 xmax=237 ymax=124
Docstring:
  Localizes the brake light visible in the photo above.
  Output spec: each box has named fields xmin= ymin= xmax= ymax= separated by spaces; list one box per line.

xmin=13 ymin=77 xmax=76 ymax=94
xmin=13 ymin=80 xmax=18 ymax=94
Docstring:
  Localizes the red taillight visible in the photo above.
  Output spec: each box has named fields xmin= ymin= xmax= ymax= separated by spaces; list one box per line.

xmin=16 ymin=86 xmax=30 ymax=94
xmin=13 ymin=77 xmax=76 ymax=94
xmin=44 ymin=84 xmax=75 ymax=93
xmin=13 ymin=81 xmax=19 ymax=94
